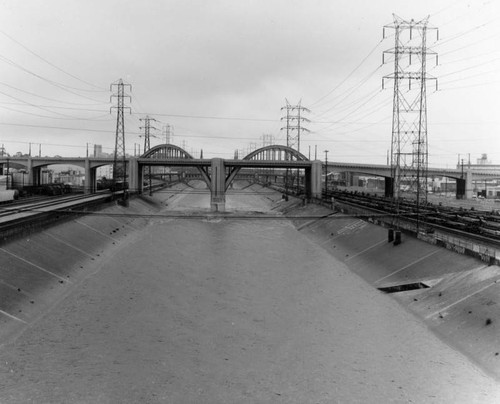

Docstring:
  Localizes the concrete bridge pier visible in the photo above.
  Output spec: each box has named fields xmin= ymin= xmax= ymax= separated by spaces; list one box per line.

xmin=310 ymin=161 xmax=323 ymax=199
xmin=25 ymin=158 xmax=34 ymax=186
xmin=456 ymin=170 xmax=474 ymax=200
xmin=84 ymin=159 xmax=96 ymax=194
xmin=211 ymin=158 xmax=226 ymax=212
xmin=28 ymin=160 xmax=41 ymax=187
xmin=465 ymin=170 xmax=473 ymax=199
xmin=128 ymin=158 xmax=139 ymax=194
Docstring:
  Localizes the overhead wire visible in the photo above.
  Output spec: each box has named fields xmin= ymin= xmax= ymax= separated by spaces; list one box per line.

xmin=0 ymin=29 xmax=107 ymax=92
xmin=309 ymin=38 xmax=385 ymax=108
xmin=0 ymin=54 xmax=106 ymax=103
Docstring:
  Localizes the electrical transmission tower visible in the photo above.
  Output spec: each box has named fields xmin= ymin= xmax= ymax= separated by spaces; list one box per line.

xmin=163 ymin=124 xmax=173 ymax=144
xmin=280 ymin=99 xmax=310 ymax=152
xmin=280 ymin=100 xmax=310 ymax=195
xmin=261 ymin=134 xmax=275 ymax=159
xmin=383 ymin=15 xmax=438 ymax=234
xmin=110 ymin=79 xmax=132 ymax=204
xmin=140 ymin=116 xmax=157 ymax=196
xmin=140 ymin=116 xmax=157 ymax=153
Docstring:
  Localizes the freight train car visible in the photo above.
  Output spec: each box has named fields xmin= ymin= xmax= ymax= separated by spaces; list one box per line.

xmin=0 ymin=189 xmax=19 ymax=203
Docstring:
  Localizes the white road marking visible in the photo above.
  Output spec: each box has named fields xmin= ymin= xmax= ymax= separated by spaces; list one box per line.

xmin=336 ymin=220 xmax=366 ymax=235
xmin=374 ymin=250 xmax=440 ymax=284
xmin=108 ymin=216 xmax=136 ymax=230
xmin=0 ymin=309 xmax=26 ymax=324
xmin=43 ymin=232 xmax=95 ymax=258
xmin=425 ymin=281 xmax=499 ymax=320
xmin=296 ymin=214 xmax=337 ymax=231
xmin=74 ymin=220 xmax=119 ymax=241
xmin=345 ymin=239 xmax=387 ymax=261
xmin=0 ymin=247 xmax=70 ymax=283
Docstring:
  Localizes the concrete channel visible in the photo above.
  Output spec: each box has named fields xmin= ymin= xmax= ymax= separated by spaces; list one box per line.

xmin=0 ymin=182 xmax=499 ymax=402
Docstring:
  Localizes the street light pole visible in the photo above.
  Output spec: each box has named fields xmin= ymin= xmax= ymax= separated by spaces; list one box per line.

xmin=324 ymin=150 xmax=329 ymax=199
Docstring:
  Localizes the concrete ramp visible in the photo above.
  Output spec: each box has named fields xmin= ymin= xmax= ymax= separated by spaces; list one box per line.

xmin=390 ymin=265 xmax=500 ymax=377
xmin=296 ymin=208 xmax=500 ymax=379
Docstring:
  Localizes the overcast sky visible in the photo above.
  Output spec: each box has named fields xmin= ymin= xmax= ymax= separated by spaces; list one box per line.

xmin=0 ymin=0 xmax=499 ymax=168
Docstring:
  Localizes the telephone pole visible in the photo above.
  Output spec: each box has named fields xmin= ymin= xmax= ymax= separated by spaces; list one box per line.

xmin=110 ymin=79 xmax=132 ymax=204
xmin=383 ymin=15 xmax=438 ymax=234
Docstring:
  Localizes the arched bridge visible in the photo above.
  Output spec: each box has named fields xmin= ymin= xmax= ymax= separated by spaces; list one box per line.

xmin=135 ymin=144 xmax=321 ymax=211
xmin=1 ymin=144 xmax=498 ymax=208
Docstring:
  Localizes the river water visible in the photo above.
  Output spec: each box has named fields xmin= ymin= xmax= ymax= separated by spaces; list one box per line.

xmin=0 ymin=183 xmax=499 ymax=403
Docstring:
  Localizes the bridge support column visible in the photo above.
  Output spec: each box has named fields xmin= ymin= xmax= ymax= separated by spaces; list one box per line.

xmin=128 ymin=158 xmax=139 ymax=194
xmin=457 ymin=170 xmax=473 ymax=199
xmin=28 ymin=160 xmax=42 ymax=186
xmin=84 ymin=159 xmax=95 ymax=194
xmin=26 ymin=158 xmax=34 ymax=186
xmin=211 ymin=158 xmax=225 ymax=211
xmin=310 ymin=160 xmax=322 ymax=199
xmin=465 ymin=169 xmax=473 ymax=199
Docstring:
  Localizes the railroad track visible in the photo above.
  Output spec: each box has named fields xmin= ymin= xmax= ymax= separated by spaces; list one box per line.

xmin=0 ymin=191 xmax=112 ymax=220
xmin=326 ymin=189 xmax=500 ymax=243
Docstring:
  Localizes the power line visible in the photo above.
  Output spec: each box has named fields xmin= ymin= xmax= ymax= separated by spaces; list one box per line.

xmin=310 ymin=38 xmax=385 ymax=108
xmin=0 ymin=29 xmax=107 ymax=91
xmin=130 ymin=111 xmax=277 ymax=122
xmin=0 ymin=53 xmax=105 ymax=103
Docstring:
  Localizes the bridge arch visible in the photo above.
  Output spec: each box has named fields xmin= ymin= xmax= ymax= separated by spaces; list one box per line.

xmin=142 ymin=144 xmax=195 ymax=160
xmin=139 ymin=144 xmax=210 ymax=188
xmin=225 ymin=145 xmax=309 ymax=190
xmin=242 ymin=145 xmax=309 ymax=162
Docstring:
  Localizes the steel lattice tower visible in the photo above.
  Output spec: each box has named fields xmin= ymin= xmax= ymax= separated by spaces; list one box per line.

xmin=280 ymin=100 xmax=310 ymax=195
xmin=163 ymin=124 xmax=173 ymax=145
xmin=110 ymin=79 xmax=132 ymax=197
xmin=280 ymin=99 xmax=310 ymax=152
xmin=140 ymin=116 xmax=157 ymax=195
xmin=383 ymin=15 xmax=438 ymax=230
xmin=140 ymin=115 xmax=157 ymax=153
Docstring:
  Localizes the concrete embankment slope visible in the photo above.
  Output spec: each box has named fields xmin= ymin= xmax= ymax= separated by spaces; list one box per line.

xmin=290 ymin=201 xmax=500 ymax=381
xmin=0 ymin=195 xmax=162 ymax=342
xmin=0 ymin=183 xmax=499 ymax=403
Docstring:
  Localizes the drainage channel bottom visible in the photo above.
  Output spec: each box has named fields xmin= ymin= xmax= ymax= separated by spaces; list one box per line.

xmin=378 ymin=282 xmax=429 ymax=294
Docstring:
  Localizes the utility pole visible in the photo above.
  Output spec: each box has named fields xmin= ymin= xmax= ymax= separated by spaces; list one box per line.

xmin=383 ymin=15 xmax=438 ymax=237
xmin=324 ymin=150 xmax=329 ymax=199
xmin=140 ymin=115 xmax=157 ymax=196
xmin=110 ymin=78 xmax=132 ymax=205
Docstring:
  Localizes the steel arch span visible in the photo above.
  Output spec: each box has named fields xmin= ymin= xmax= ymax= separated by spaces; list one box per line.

xmin=140 ymin=144 xmax=211 ymax=187
xmin=225 ymin=145 xmax=309 ymax=190
xmin=242 ymin=145 xmax=309 ymax=162
xmin=141 ymin=144 xmax=195 ymax=160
